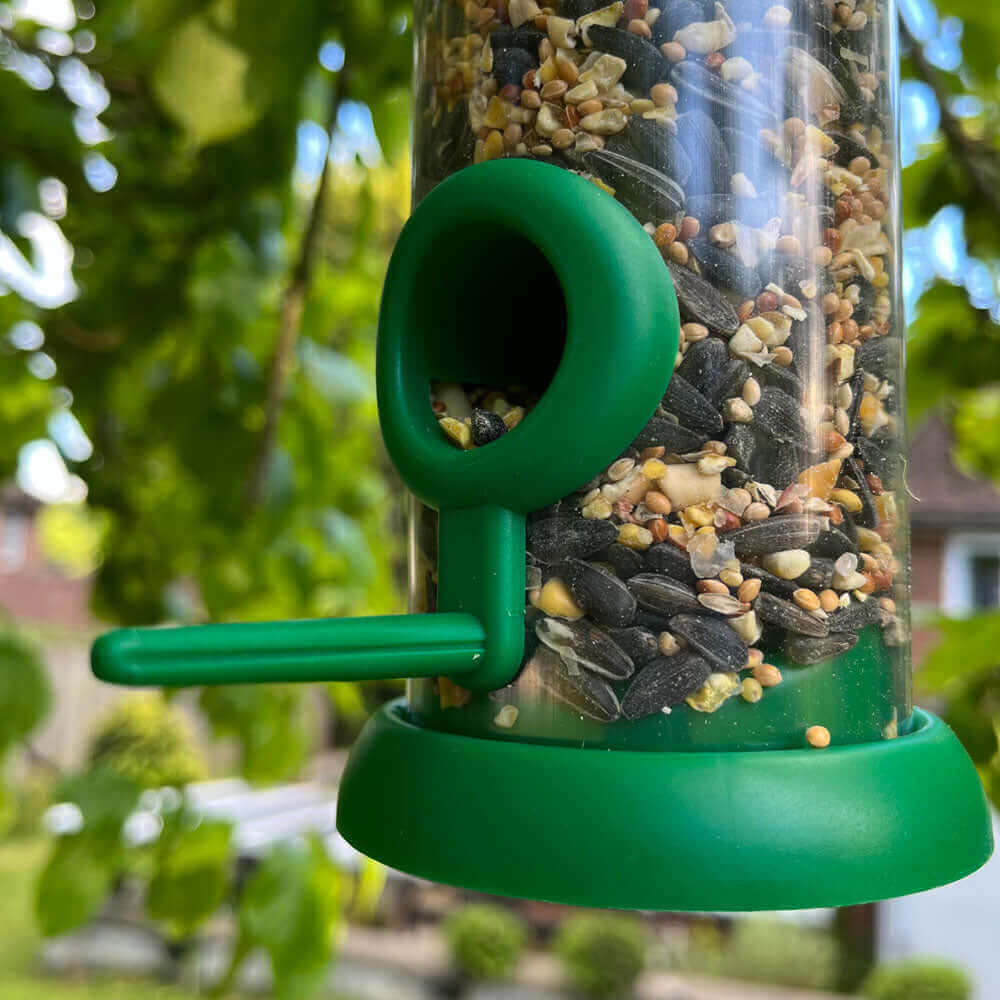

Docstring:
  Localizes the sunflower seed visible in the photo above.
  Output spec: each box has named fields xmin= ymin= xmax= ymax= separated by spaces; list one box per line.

xmin=643 ymin=542 xmax=699 ymax=584
xmin=828 ymin=597 xmax=881 ymax=633
xmin=593 ymin=542 xmax=646 ymax=579
xmin=675 ymin=110 xmax=731 ymax=196
xmin=563 ymin=558 xmax=638 ymax=627
xmin=621 ymin=651 xmax=712 ymax=719
xmin=529 ymin=647 xmax=622 ymax=721
xmin=493 ymin=46 xmax=539 ymax=87
xmin=727 ymin=514 xmax=824 ymax=556
xmin=755 ymin=591 xmax=830 ymax=637
xmin=666 ymin=260 xmax=740 ymax=335
xmin=581 ymin=148 xmax=685 ymax=224
xmin=628 ymin=573 xmax=702 ymax=614
xmin=587 ymin=25 xmax=671 ymax=93
xmin=672 ymin=60 xmax=776 ymax=128
xmin=675 ymin=335 xmax=728 ymax=400
xmin=607 ymin=626 xmax=660 ymax=666
xmin=536 ymin=616 xmax=635 ymax=679
xmin=660 ymin=373 xmax=724 ymax=434
xmin=784 ymin=632 xmax=859 ymax=665
xmin=688 ymin=237 xmax=762 ymax=299
xmin=528 ymin=516 xmax=619 ymax=563
xmin=669 ymin=612 xmax=749 ymax=671
xmin=631 ymin=416 xmax=706 ymax=452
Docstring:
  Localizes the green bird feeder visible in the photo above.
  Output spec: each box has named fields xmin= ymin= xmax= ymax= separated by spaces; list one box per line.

xmin=93 ymin=0 xmax=992 ymax=910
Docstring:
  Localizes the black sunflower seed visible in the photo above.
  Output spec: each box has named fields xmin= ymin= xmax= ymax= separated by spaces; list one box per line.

xmin=471 ymin=408 xmax=507 ymax=445
xmin=855 ymin=336 xmax=901 ymax=381
xmin=675 ymin=110 xmax=731 ymax=196
xmin=628 ymin=573 xmax=702 ymax=615
xmin=621 ymin=652 xmax=712 ymax=719
xmin=587 ymin=25 xmax=672 ymax=93
xmin=685 ymin=192 xmax=775 ymax=230
xmin=675 ymin=337 xmax=729 ymax=401
xmin=661 ymin=373 xmax=724 ymax=435
xmin=798 ymin=557 xmax=835 ymax=591
xmin=631 ymin=416 xmax=706 ymax=453
xmin=651 ymin=0 xmax=706 ymax=45
xmin=666 ymin=260 xmax=740 ymax=335
xmin=531 ymin=648 xmax=622 ymax=722
xmin=688 ymin=237 xmax=761 ymax=299
xmin=726 ymin=514 xmax=824 ymax=556
xmin=607 ymin=626 xmax=660 ymax=666
xmin=528 ymin=516 xmax=618 ymax=563
xmin=593 ymin=543 xmax=646 ymax=580
xmin=581 ymin=148 xmax=685 ymax=225
xmin=672 ymin=60 xmax=776 ymax=128
xmin=810 ymin=526 xmax=858 ymax=559
xmin=828 ymin=598 xmax=881 ymax=634
xmin=643 ymin=542 xmax=699 ymax=585
xmin=755 ymin=591 xmax=830 ymax=637
xmin=753 ymin=386 xmax=807 ymax=445
xmin=844 ymin=456 xmax=879 ymax=529
xmin=669 ymin=613 xmax=749 ymax=672
xmin=535 ymin=617 xmax=635 ymax=679
xmin=784 ymin=632 xmax=859 ymax=666
xmin=608 ymin=117 xmax=692 ymax=188
xmin=563 ymin=558 xmax=638 ymax=628
xmin=723 ymin=422 xmax=757 ymax=471
xmin=492 ymin=46 xmax=538 ymax=87
xmin=712 ymin=359 xmax=752 ymax=408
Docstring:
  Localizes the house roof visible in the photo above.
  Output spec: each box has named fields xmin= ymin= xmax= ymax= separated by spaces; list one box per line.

xmin=908 ymin=414 xmax=1000 ymax=531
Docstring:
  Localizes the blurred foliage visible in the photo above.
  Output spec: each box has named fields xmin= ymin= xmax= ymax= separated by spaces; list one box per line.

xmin=0 ymin=630 xmax=51 ymax=831
xmin=862 ymin=959 xmax=971 ymax=1000
xmin=678 ymin=919 xmax=840 ymax=992
xmin=3 ymin=1 xmax=409 ymax=987
xmin=87 ymin=693 xmax=206 ymax=789
xmin=555 ymin=913 xmax=648 ymax=999
xmin=444 ymin=903 xmax=527 ymax=982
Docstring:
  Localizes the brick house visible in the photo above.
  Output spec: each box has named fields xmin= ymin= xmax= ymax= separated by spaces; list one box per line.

xmin=909 ymin=414 xmax=1000 ymax=665
xmin=0 ymin=485 xmax=114 ymax=768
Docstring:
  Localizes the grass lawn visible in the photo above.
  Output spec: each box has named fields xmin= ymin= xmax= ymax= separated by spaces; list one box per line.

xmin=0 ymin=837 xmax=357 ymax=1000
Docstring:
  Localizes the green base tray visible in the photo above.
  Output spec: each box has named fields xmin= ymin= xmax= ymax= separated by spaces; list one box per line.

xmin=336 ymin=702 xmax=993 ymax=911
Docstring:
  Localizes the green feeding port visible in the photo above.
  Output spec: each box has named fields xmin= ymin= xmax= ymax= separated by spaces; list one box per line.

xmin=93 ymin=157 xmax=992 ymax=911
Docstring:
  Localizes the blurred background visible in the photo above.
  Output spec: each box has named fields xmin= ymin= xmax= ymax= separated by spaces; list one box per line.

xmin=1 ymin=0 xmax=1000 ymax=998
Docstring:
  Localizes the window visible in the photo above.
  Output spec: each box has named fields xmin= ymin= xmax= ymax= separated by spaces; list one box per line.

xmin=942 ymin=534 xmax=1000 ymax=615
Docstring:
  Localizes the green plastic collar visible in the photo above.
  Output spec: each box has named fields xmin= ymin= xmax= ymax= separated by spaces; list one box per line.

xmin=376 ymin=158 xmax=679 ymax=688
xmin=337 ymin=703 xmax=993 ymax=911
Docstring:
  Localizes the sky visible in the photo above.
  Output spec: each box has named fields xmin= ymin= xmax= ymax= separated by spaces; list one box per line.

xmin=1 ymin=0 xmax=997 ymax=504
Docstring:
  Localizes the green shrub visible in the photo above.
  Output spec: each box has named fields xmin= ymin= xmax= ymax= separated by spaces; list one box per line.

xmin=555 ymin=913 xmax=648 ymax=998
xmin=87 ymin=694 xmax=205 ymax=789
xmin=445 ymin=903 xmax=526 ymax=981
xmin=678 ymin=918 xmax=839 ymax=992
xmin=862 ymin=959 xmax=971 ymax=1000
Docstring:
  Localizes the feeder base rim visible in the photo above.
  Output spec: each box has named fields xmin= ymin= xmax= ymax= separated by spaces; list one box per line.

xmin=336 ymin=701 xmax=992 ymax=911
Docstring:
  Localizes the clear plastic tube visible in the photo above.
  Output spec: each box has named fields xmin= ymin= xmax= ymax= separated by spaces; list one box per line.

xmin=408 ymin=0 xmax=909 ymax=750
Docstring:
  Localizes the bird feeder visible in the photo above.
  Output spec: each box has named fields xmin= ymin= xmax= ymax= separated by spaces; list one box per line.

xmin=93 ymin=0 xmax=993 ymax=910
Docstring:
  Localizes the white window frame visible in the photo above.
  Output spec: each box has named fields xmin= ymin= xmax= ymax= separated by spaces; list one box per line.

xmin=941 ymin=532 xmax=1000 ymax=616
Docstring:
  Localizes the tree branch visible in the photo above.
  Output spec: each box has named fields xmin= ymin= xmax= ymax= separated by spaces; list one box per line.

xmin=245 ymin=70 xmax=348 ymax=507
xmin=903 ymin=21 xmax=1000 ymax=219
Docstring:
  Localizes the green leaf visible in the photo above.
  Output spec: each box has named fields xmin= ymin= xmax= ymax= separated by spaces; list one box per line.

xmin=369 ymin=87 xmax=411 ymax=164
xmin=0 ymin=631 xmax=50 ymax=755
xmin=944 ymin=697 xmax=999 ymax=765
xmin=919 ymin=611 xmax=1000 ymax=690
xmin=199 ymin=685 xmax=310 ymax=782
xmin=148 ymin=816 xmax=232 ymax=935
xmin=153 ymin=12 xmax=263 ymax=145
xmin=230 ymin=838 xmax=342 ymax=1000
xmin=54 ymin=767 xmax=141 ymax=842
xmin=36 ymin=834 xmax=119 ymax=937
